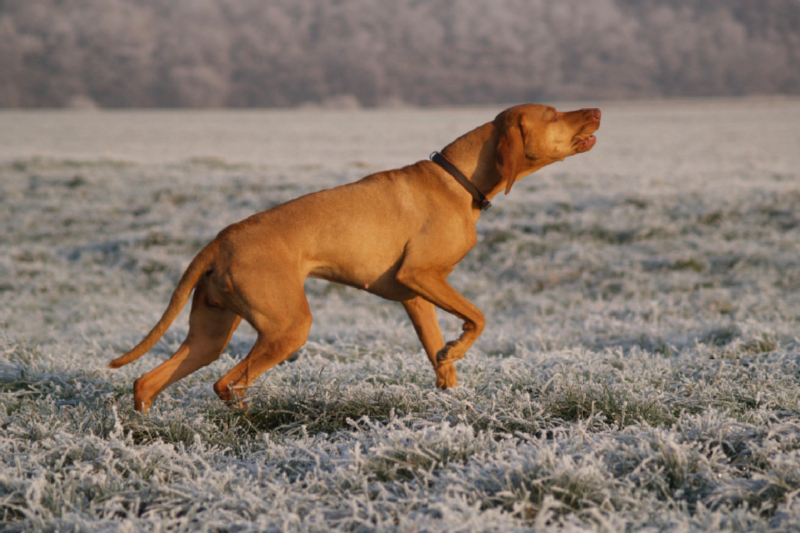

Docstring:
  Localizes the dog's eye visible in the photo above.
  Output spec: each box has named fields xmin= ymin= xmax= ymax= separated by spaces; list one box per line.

xmin=550 ymin=114 xmax=558 ymax=123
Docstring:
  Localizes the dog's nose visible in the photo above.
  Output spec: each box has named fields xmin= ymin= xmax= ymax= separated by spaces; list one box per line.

xmin=589 ymin=108 xmax=601 ymax=121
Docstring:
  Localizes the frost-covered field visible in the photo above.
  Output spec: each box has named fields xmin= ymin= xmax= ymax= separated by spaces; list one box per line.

xmin=2 ymin=99 xmax=800 ymax=531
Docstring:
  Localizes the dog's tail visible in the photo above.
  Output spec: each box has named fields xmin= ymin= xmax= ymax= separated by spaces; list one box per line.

xmin=108 ymin=241 xmax=219 ymax=369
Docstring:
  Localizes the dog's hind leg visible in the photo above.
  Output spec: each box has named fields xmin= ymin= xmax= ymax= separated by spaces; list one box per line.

xmin=133 ymin=279 xmax=241 ymax=414
xmin=213 ymin=281 xmax=312 ymax=407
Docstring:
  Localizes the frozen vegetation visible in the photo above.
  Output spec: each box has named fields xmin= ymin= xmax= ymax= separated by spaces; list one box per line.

xmin=2 ymin=0 xmax=799 ymax=108
xmin=2 ymin=99 xmax=800 ymax=531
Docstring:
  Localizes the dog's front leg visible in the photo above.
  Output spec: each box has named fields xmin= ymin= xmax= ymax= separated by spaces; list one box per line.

xmin=396 ymin=266 xmax=485 ymax=368
xmin=402 ymin=296 xmax=458 ymax=389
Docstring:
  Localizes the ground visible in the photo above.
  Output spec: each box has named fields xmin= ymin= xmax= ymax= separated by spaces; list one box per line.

xmin=1 ymin=99 xmax=800 ymax=531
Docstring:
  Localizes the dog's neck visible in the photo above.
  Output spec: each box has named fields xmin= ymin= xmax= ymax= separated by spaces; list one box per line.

xmin=440 ymin=123 xmax=503 ymax=201
xmin=442 ymin=122 xmax=545 ymax=199
xmin=440 ymin=121 xmax=546 ymax=202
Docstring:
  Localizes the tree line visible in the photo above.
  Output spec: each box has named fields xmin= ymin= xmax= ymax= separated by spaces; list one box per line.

xmin=0 ymin=0 xmax=798 ymax=108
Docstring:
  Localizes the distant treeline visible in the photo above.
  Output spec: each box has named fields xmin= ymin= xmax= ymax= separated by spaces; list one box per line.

xmin=1 ymin=0 xmax=798 ymax=108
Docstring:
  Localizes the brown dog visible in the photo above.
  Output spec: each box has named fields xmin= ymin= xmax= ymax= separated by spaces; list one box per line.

xmin=110 ymin=103 xmax=601 ymax=414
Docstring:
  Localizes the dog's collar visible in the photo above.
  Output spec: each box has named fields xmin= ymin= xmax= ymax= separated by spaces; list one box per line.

xmin=430 ymin=151 xmax=491 ymax=211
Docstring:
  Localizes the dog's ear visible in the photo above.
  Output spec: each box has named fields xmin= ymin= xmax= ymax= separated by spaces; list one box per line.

xmin=496 ymin=115 xmax=526 ymax=195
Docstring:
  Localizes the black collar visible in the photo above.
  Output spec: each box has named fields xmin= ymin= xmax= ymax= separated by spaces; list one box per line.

xmin=430 ymin=151 xmax=491 ymax=210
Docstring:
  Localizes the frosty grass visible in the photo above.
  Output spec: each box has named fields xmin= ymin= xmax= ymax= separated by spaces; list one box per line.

xmin=2 ymin=100 xmax=800 ymax=531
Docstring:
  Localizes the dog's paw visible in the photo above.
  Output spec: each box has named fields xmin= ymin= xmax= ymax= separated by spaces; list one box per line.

xmin=436 ymin=341 xmax=458 ymax=365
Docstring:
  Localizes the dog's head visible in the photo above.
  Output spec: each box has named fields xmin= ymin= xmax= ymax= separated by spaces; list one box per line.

xmin=495 ymin=104 xmax=601 ymax=194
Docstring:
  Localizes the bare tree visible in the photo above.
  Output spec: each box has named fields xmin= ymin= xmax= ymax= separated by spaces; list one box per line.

xmin=0 ymin=0 xmax=797 ymax=107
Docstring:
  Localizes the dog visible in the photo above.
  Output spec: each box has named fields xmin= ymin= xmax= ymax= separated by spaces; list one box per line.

xmin=110 ymin=103 xmax=601 ymax=414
